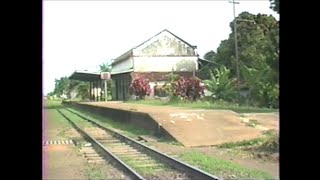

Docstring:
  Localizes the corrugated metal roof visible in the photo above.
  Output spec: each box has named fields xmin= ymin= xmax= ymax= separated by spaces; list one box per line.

xmin=68 ymin=70 xmax=101 ymax=82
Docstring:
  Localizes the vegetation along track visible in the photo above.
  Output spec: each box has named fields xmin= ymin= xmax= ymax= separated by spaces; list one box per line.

xmin=57 ymin=108 xmax=220 ymax=180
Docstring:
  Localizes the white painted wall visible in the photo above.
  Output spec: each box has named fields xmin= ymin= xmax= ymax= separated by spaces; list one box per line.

xmin=111 ymin=57 xmax=133 ymax=73
xmin=133 ymin=56 xmax=198 ymax=72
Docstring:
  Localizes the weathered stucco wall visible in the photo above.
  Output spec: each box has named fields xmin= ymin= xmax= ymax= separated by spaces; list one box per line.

xmin=133 ymin=30 xmax=195 ymax=56
xmin=133 ymin=56 xmax=198 ymax=72
xmin=111 ymin=57 xmax=133 ymax=73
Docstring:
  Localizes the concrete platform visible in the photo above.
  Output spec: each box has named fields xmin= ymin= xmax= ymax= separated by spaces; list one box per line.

xmin=68 ymin=101 xmax=278 ymax=147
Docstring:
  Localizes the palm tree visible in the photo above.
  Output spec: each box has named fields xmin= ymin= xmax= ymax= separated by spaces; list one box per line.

xmin=99 ymin=62 xmax=111 ymax=72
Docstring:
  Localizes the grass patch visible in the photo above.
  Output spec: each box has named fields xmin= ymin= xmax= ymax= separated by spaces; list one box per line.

xmin=255 ymin=131 xmax=279 ymax=153
xmin=218 ymin=138 xmax=265 ymax=149
xmin=126 ymin=99 xmax=278 ymax=113
xmin=44 ymin=100 xmax=64 ymax=109
xmin=85 ymin=165 xmax=106 ymax=180
xmin=46 ymin=109 xmax=70 ymax=126
xmin=218 ymin=130 xmax=279 ymax=153
xmin=44 ymin=108 xmax=74 ymax=139
xmin=178 ymin=151 xmax=274 ymax=179
xmin=64 ymin=106 xmax=152 ymax=138
xmin=57 ymin=109 xmax=94 ymax=127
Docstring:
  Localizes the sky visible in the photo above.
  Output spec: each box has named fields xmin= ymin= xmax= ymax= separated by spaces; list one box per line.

xmin=43 ymin=0 xmax=279 ymax=95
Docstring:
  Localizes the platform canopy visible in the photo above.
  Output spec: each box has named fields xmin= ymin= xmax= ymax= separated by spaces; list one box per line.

xmin=68 ymin=70 xmax=101 ymax=82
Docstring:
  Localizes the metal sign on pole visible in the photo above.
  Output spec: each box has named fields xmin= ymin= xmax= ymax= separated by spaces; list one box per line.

xmin=100 ymin=72 xmax=111 ymax=80
xmin=101 ymin=72 xmax=111 ymax=102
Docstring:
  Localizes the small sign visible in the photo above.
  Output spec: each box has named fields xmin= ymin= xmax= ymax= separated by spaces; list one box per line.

xmin=100 ymin=72 xmax=111 ymax=80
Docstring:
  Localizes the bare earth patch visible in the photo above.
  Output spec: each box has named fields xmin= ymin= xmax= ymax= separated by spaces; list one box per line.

xmin=43 ymin=145 xmax=87 ymax=180
xmin=43 ymin=109 xmax=88 ymax=179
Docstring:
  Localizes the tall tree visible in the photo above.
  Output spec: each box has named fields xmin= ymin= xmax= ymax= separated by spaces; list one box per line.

xmin=214 ymin=12 xmax=279 ymax=79
xmin=75 ymin=82 xmax=90 ymax=100
xmin=198 ymin=50 xmax=219 ymax=79
xmin=269 ymin=0 xmax=279 ymax=14
xmin=53 ymin=77 xmax=70 ymax=96
xmin=53 ymin=77 xmax=85 ymax=99
xmin=208 ymin=12 xmax=279 ymax=107
xmin=204 ymin=50 xmax=216 ymax=61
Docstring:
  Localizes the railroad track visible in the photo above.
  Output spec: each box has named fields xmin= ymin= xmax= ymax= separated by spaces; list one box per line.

xmin=57 ymin=108 xmax=220 ymax=180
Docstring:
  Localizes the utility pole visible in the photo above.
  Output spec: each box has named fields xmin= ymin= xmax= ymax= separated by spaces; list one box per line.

xmin=229 ymin=0 xmax=241 ymax=104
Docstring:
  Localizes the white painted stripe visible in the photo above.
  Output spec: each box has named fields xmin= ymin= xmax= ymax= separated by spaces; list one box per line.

xmin=42 ymin=140 xmax=76 ymax=145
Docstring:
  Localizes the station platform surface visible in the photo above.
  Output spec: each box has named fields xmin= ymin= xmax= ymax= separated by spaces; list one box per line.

xmin=74 ymin=101 xmax=279 ymax=147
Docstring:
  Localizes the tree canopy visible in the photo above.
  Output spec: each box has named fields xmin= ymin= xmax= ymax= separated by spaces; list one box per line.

xmin=203 ymin=12 xmax=279 ymax=108
xmin=269 ymin=0 xmax=279 ymax=14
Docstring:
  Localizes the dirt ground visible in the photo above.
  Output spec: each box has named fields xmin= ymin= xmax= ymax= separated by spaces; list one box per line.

xmin=43 ymin=108 xmax=87 ymax=180
xmin=43 ymin=145 xmax=87 ymax=180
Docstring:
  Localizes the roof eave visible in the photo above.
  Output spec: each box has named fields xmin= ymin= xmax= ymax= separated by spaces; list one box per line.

xmin=111 ymin=50 xmax=133 ymax=65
